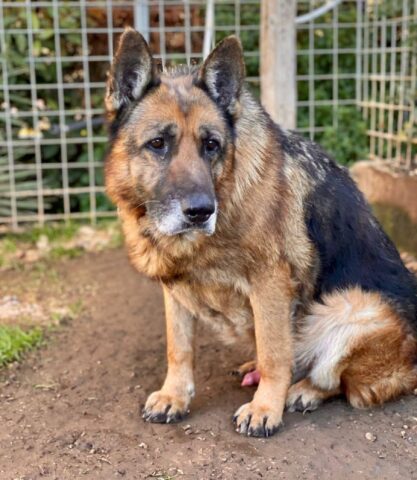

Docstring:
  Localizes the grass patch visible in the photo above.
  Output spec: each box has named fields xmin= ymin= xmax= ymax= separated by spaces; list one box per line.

xmin=0 ymin=325 xmax=43 ymax=367
xmin=2 ymin=222 xmax=80 ymax=245
xmin=50 ymin=246 xmax=84 ymax=260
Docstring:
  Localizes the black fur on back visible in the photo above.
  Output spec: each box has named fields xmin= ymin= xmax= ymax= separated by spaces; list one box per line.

xmin=277 ymin=127 xmax=417 ymax=327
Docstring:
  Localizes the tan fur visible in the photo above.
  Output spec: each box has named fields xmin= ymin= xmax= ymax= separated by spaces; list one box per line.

xmin=106 ymin=33 xmax=417 ymax=437
xmin=109 ymin=77 xmax=310 ymax=433
xmin=233 ymin=263 xmax=294 ymax=435
xmin=144 ymin=286 xmax=195 ymax=422
xmin=234 ymin=360 xmax=257 ymax=376
xmin=295 ymin=287 xmax=397 ymax=390
xmin=287 ymin=287 xmax=417 ymax=411
xmin=342 ymin=319 xmax=417 ymax=408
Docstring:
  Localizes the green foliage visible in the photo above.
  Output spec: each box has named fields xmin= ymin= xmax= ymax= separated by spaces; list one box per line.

xmin=0 ymin=151 xmax=52 ymax=218
xmin=214 ymin=3 xmax=260 ymax=96
xmin=320 ymin=108 xmax=368 ymax=165
xmin=4 ymin=1 xmax=414 ymax=219
xmin=296 ymin=5 xmax=359 ymax=149
xmin=0 ymin=6 xmax=110 ymax=218
xmin=0 ymin=325 xmax=43 ymax=367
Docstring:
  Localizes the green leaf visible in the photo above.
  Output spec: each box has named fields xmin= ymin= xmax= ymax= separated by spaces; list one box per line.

xmin=14 ymin=34 xmax=27 ymax=54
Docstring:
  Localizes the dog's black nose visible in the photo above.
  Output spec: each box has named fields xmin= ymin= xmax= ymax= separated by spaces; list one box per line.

xmin=182 ymin=193 xmax=215 ymax=224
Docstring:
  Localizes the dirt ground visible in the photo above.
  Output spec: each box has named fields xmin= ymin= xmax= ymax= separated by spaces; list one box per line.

xmin=0 ymin=249 xmax=416 ymax=480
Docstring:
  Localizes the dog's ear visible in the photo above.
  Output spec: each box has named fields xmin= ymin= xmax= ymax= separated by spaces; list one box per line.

xmin=105 ymin=28 xmax=154 ymax=113
xmin=200 ymin=36 xmax=245 ymax=114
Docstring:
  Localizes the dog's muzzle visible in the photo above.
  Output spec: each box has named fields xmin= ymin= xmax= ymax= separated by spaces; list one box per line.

xmin=149 ymin=194 xmax=217 ymax=237
xmin=181 ymin=192 xmax=215 ymax=225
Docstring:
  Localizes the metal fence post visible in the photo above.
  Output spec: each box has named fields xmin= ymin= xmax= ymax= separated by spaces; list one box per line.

xmin=134 ymin=0 xmax=150 ymax=41
xmin=260 ymin=0 xmax=297 ymax=129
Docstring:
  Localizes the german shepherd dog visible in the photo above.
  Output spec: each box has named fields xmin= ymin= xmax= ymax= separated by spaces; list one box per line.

xmin=105 ymin=29 xmax=417 ymax=437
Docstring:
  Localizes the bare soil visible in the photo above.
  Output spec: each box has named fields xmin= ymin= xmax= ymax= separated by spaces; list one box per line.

xmin=1 ymin=249 xmax=416 ymax=480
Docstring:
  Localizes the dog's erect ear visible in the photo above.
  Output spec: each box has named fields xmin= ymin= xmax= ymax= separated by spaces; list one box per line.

xmin=105 ymin=28 xmax=154 ymax=113
xmin=200 ymin=36 xmax=245 ymax=114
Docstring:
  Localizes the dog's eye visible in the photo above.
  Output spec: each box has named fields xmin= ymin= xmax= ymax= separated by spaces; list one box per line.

xmin=204 ymin=138 xmax=220 ymax=153
xmin=148 ymin=137 xmax=165 ymax=150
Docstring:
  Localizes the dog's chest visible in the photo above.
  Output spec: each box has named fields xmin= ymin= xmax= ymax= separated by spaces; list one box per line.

xmin=170 ymin=271 xmax=255 ymax=345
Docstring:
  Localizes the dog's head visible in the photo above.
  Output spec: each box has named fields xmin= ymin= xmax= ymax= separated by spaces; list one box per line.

xmin=105 ymin=29 xmax=245 ymax=238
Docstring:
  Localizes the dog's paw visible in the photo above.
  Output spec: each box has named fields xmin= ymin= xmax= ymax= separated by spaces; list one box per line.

xmin=142 ymin=390 xmax=190 ymax=424
xmin=286 ymin=381 xmax=322 ymax=413
xmin=233 ymin=401 xmax=283 ymax=437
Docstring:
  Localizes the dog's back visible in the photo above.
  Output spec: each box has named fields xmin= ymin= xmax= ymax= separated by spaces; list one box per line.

xmin=277 ymin=128 xmax=417 ymax=326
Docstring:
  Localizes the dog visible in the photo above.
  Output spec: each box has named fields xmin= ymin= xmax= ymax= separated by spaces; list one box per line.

xmin=104 ymin=29 xmax=417 ymax=437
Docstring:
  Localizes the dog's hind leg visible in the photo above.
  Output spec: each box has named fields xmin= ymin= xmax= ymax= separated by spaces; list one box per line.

xmin=341 ymin=326 xmax=417 ymax=408
xmin=290 ymin=287 xmax=417 ymax=412
xmin=286 ymin=378 xmax=341 ymax=412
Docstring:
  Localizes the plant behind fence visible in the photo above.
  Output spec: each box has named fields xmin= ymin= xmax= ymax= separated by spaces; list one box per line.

xmin=0 ymin=0 xmax=415 ymax=229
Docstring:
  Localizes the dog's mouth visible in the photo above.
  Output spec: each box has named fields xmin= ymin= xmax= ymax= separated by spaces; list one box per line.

xmin=160 ymin=214 xmax=217 ymax=238
xmin=182 ymin=219 xmax=216 ymax=236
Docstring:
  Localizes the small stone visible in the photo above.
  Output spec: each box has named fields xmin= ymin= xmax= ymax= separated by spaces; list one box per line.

xmin=365 ymin=432 xmax=377 ymax=442
xmin=138 ymin=442 xmax=148 ymax=449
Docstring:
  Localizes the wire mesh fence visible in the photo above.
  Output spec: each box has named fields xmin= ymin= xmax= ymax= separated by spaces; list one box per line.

xmin=0 ymin=0 xmax=416 ymax=229
xmin=296 ymin=0 xmax=361 ymax=139
xmin=360 ymin=0 xmax=417 ymax=169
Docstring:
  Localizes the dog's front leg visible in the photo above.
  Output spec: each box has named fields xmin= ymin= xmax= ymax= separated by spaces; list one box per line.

xmin=143 ymin=286 xmax=195 ymax=423
xmin=233 ymin=263 xmax=293 ymax=437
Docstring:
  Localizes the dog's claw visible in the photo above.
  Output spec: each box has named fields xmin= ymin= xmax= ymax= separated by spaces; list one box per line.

xmin=286 ymin=381 xmax=324 ymax=413
xmin=291 ymin=395 xmax=304 ymax=412
xmin=143 ymin=390 xmax=190 ymax=424
xmin=233 ymin=402 xmax=283 ymax=438
xmin=142 ymin=406 xmax=186 ymax=424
